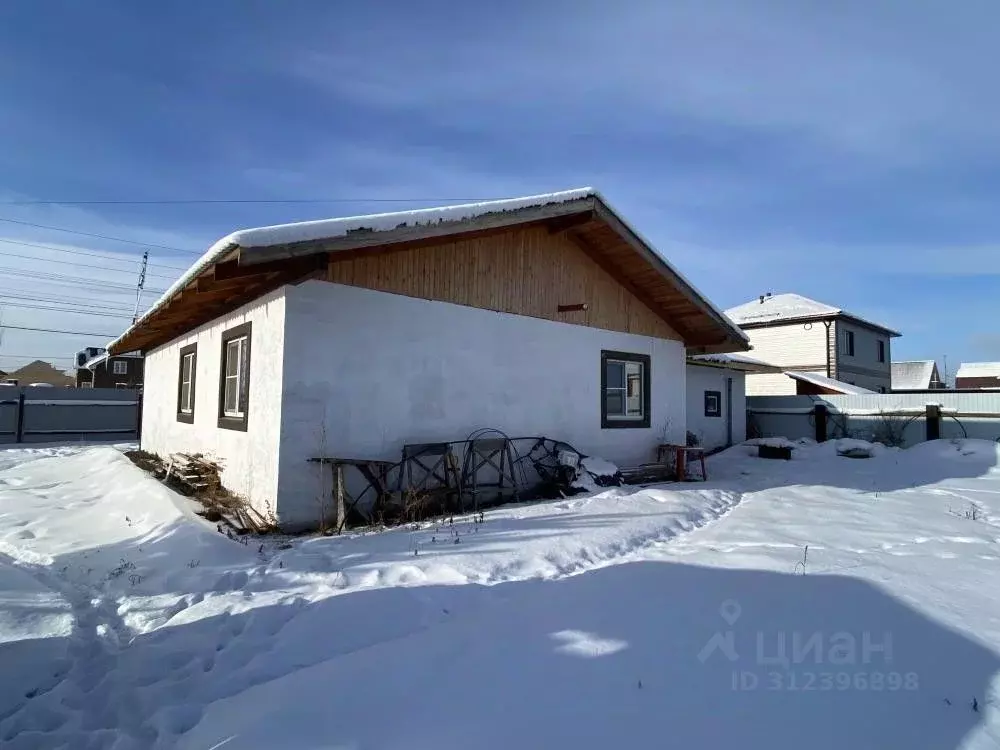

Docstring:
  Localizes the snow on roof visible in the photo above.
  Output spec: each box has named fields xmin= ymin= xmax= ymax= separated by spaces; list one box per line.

xmin=108 ymin=188 xmax=749 ymax=354
xmin=724 ymin=293 xmax=900 ymax=335
xmin=109 ymin=189 xmax=595 ymax=351
xmin=956 ymin=362 xmax=1000 ymax=378
xmin=891 ymin=360 xmax=938 ymax=390
xmin=688 ymin=352 xmax=783 ymax=373
xmin=784 ymin=371 xmax=876 ymax=395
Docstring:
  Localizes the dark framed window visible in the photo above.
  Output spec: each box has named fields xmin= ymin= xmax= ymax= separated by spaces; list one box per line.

xmin=704 ymin=390 xmax=722 ymax=418
xmin=601 ymin=350 xmax=651 ymax=429
xmin=218 ymin=322 xmax=251 ymax=431
xmin=844 ymin=330 xmax=855 ymax=357
xmin=176 ymin=343 xmax=197 ymax=423
xmin=877 ymin=340 xmax=885 ymax=363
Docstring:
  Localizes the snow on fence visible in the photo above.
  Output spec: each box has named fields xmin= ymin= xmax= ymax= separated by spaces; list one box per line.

xmin=0 ymin=386 xmax=139 ymax=444
xmin=747 ymin=392 xmax=1000 ymax=448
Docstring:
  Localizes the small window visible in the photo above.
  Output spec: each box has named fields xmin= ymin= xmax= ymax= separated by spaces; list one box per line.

xmin=844 ymin=330 xmax=855 ymax=357
xmin=877 ymin=340 xmax=885 ymax=363
xmin=115 ymin=383 xmax=128 ymax=389
xmin=177 ymin=343 xmax=197 ymax=423
xmin=112 ymin=360 xmax=128 ymax=375
xmin=80 ymin=381 xmax=93 ymax=389
xmin=704 ymin=390 xmax=722 ymax=417
xmin=601 ymin=350 xmax=650 ymax=429
xmin=218 ymin=322 xmax=251 ymax=431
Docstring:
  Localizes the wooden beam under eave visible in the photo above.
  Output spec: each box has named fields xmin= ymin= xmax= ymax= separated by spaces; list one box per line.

xmin=566 ymin=229 xmax=696 ymax=343
xmin=546 ymin=211 xmax=595 ymax=235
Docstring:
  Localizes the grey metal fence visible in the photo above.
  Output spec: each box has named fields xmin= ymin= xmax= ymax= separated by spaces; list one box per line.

xmin=747 ymin=393 xmax=1000 ymax=448
xmin=0 ymin=387 xmax=140 ymax=444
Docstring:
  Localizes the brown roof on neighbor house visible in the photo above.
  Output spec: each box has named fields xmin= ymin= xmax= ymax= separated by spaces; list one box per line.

xmin=108 ymin=189 xmax=750 ymax=356
xmin=9 ymin=360 xmax=75 ymax=387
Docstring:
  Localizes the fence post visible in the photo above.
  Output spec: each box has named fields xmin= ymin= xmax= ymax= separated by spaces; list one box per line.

xmin=15 ymin=390 xmax=25 ymax=444
xmin=814 ymin=404 xmax=828 ymax=443
xmin=925 ymin=404 xmax=941 ymax=441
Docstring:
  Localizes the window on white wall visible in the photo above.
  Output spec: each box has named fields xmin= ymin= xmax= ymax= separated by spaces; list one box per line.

xmin=601 ymin=350 xmax=650 ymax=428
xmin=112 ymin=360 xmax=128 ymax=375
xmin=218 ymin=322 xmax=251 ymax=431
xmin=177 ymin=343 xmax=197 ymax=423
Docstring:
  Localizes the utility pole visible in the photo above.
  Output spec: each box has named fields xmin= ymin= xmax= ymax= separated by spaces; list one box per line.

xmin=132 ymin=251 xmax=148 ymax=324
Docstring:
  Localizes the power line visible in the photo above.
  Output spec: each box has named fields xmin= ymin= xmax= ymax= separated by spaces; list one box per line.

xmin=0 ymin=198 xmax=490 ymax=206
xmin=0 ymin=248 xmax=180 ymax=281
xmin=0 ymin=266 xmax=168 ymax=294
xmin=0 ymin=324 xmax=121 ymax=337
xmin=0 ymin=301 xmax=135 ymax=319
xmin=0 ymin=216 xmax=202 ymax=255
xmin=0 ymin=237 xmax=188 ymax=271
xmin=0 ymin=288 xmax=143 ymax=309
xmin=0 ymin=354 xmax=77 ymax=361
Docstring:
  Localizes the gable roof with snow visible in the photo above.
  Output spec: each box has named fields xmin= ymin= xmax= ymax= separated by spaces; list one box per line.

xmin=956 ymin=362 xmax=1000 ymax=379
xmin=891 ymin=360 xmax=940 ymax=390
xmin=107 ymin=189 xmax=750 ymax=355
xmin=785 ymin=371 xmax=876 ymax=395
xmin=725 ymin=293 xmax=900 ymax=336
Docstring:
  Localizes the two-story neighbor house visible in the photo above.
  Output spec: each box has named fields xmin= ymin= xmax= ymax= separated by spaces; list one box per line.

xmin=75 ymin=348 xmax=144 ymax=389
xmin=725 ymin=293 xmax=901 ymax=395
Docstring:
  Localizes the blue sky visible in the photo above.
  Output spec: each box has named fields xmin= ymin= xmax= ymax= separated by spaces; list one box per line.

xmin=0 ymin=1 xmax=997 ymax=377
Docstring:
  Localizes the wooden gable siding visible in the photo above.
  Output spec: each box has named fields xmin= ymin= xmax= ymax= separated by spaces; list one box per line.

xmin=325 ymin=225 xmax=681 ymax=341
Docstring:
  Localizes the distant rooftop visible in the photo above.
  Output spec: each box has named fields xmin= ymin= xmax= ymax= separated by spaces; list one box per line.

xmin=956 ymin=362 xmax=1000 ymax=379
xmin=724 ymin=293 xmax=900 ymax=336
xmin=891 ymin=360 xmax=940 ymax=390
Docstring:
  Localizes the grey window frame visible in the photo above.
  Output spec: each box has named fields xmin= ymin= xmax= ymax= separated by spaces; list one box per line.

xmin=704 ymin=390 xmax=722 ymax=418
xmin=218 ymin=322 xmax=251 ymax=431
xmin=176 ymin=343 xmax=197 ymax=423
xmin=877 ymin=339 xmax=885 ymax=363
xmin=600 ymin=350 xmax=651 ymax=429
xmin=845 ymin=330 xmax=855 ymax=357
xmin=112 ymin=359 xmax=128 ymax=375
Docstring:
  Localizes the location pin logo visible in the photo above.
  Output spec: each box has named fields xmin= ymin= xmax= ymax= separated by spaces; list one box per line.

xmin=720 ymin=599 xmax=742 ymax=626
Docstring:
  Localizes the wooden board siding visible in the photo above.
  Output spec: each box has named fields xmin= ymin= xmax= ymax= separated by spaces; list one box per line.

xmin=325 ymin=225 xmax=681 ymax=341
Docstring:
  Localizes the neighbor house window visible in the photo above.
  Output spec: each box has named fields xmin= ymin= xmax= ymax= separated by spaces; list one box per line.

xmin=877 ymin=340 xmax=885 ymax=363
xmin=115 ymin=383 xmax=128 ymax=389
xmin=704 ymin=390 xmax=722 ymax=418
xmin=176 ymin=343 xmax=197 ymax=423
xmin=112 ymin=360 xmax=128 ymax=375
xmin=601 ymin=350 xmax=650 ymax=428
xmin=844 ymin=330 xmax=855 ymax=357
xmin=218 ymin=322 xmax=251 ymax=431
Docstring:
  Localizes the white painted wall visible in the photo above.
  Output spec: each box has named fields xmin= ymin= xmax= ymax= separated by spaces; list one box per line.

xmin=141 ymin=289 xmax=287 ymax=517
xmin=276 ymin=281 xmax=687 ymax=528
xmin=685 ymin=364 xmax=746 ymax=450
xmin=835 ymin=320 xmax=891 ymax=392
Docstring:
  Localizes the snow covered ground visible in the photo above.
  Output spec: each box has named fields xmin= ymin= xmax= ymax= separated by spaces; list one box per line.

xmin=1 ymin=438 xmax=1000 ymax=748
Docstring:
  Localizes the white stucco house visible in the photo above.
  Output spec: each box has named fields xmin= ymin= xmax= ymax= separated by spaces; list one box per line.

xmin=108 ymin=189 xmax=748 ymax=528
xmin=685 ymin=353 xmax=782 ymax=451
xmin=725 ymin=293 xmax=901 ymax=395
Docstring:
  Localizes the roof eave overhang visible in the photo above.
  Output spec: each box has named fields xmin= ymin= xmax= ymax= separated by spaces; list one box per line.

xmin=737 ymin=312 xmax=900 ymax=337
xmin=109 ymin=194 xmax=749 ymax=355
